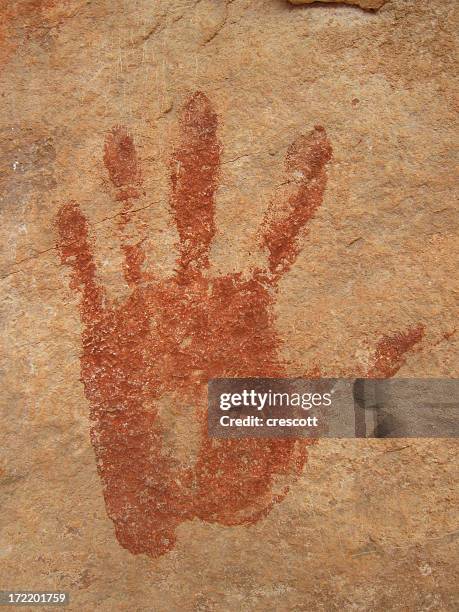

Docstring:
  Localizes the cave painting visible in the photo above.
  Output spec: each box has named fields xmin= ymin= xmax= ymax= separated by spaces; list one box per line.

xmin=56 ymin=92 xmax=424 ymax=557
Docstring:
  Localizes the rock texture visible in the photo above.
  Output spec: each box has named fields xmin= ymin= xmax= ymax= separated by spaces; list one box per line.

xmin=1 ymin=0 xmax=458 ymax=610
xmin=288 ymin=0 xmax=387 ymax=10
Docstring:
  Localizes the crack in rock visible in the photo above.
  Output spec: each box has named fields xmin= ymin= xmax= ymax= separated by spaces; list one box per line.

xmin=288 ymin=0 xmax=388 ymax=10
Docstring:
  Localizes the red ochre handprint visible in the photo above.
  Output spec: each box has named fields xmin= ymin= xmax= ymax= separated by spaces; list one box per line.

xmin=56 ymin=92 xmax=424 ymax=557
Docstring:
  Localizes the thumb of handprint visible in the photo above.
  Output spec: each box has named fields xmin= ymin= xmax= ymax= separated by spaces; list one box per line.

xmin=56 ymin=92 xmax=423 ymax=557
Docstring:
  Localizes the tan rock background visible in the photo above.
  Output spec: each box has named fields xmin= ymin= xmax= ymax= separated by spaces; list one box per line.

xmin=1 ymin=0 xmax=458 ymax=610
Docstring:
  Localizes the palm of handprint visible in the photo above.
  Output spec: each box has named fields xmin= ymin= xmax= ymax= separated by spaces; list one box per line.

xmin=56 ymin=92 xmax=423 ymax=558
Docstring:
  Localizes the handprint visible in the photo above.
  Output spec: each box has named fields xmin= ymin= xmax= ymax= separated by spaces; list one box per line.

xmin=56 ymin=92 xmax=423 ymax=557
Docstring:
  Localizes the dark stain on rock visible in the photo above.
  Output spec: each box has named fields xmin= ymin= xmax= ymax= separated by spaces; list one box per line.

xmin=1 ymin=1 xmax=61 ymax=68
xmin=0 ymin=125 xmax=56 ymax=210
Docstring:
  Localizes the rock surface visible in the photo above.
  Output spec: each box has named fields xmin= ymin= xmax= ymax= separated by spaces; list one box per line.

xmin=1 ymin=0 xmax=458 ymax=610
xmin=288 ymin=0 xmax=387 ymax=10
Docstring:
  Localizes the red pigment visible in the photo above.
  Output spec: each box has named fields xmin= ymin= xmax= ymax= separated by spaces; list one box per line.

xmin=170 ymin=92 xmax=220 ymax=275
xmin=103 ymin=126 xmax=141 ymax=202
xmin=368 ymin=325 xmax=424 ymax=378
xmin=262 ymin=126 xmax=332 ymax=277
xmin=56 ymin=92 xmax=424 ymax=558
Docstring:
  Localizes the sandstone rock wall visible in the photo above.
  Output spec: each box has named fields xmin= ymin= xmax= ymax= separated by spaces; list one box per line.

xmin=1 ymin=1 xmax=457 ymax=610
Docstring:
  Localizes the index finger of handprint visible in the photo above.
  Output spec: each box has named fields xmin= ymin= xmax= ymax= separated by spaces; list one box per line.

xmin=261 ymin=126 xmax=332 ymax=279
xmin=104 ymin=125 xmax=142 ymax=202
xmin=103 ymin=125 xmax=152 ymax=286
